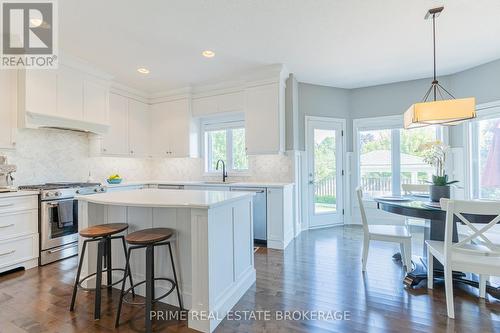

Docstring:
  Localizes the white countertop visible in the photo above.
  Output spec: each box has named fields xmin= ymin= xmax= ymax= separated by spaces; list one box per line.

xmin=103 ymin=180 xmax=293 ymax=188
xmin=0 ymin=190 xmax=39 ymax=199
xmin=76 ymin=188 xmax=254 ymax=209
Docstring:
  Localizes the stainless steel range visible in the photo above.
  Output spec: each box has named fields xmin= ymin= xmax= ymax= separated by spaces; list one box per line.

xmin=18 ymin=182 xmax=106 ymax=265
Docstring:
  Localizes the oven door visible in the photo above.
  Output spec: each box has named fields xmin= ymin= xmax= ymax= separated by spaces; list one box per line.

xmin=41 ymin=199 xmax=79 ymax=250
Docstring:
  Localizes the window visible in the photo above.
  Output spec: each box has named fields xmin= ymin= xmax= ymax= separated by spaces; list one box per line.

xmin=203 ymin=119 xmax=248 ymax=173
xmin=468 ymin=106 xmax=500 ymax=200
xmin=355 ymin=116 xmax=442 ymax=198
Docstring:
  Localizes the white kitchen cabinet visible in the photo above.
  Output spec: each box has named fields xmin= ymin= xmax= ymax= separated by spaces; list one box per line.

xmin=245 ymin=83 xmax=285 ymax=155
xmin=128 ymin=99 xmax=150 ymax=157
xmin=192 ymin=91 xmax=244 ymax=116
xmin=84 ymin=80 xmax=109 ymax=125
xmin=57 ymin=66 xmax=84 ymax=121
xmin=101 ymin=93 xmax=129 ymax=155
xmin=0 ymin=194 xmax=39 ymax=273
xmin=24 ymin=69 xmax=58 ymax=117
xmin=0 ymin=70 xmax=17 ymax=149
xmin=266 ymin=185 xmax=294 ymax=250
xmin=150 ymin=98 xmax=198 ymax=158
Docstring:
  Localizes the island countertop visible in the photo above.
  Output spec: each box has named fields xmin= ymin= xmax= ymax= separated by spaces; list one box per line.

xmin=76 ymin=188 xmax=254 ymax=209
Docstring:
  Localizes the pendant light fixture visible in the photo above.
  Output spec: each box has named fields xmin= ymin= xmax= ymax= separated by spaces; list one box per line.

xmin=403 ymin=7 xmax=476 ymax=129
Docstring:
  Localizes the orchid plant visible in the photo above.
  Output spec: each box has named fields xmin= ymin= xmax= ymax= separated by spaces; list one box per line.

xmin=417 ymin=141 xmax=459 ymax=186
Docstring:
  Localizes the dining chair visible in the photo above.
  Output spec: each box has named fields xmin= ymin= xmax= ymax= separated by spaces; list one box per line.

xmin=426 ymin=198 xmax=500 ymax=318
xmin=356 ymin=187 xmax=413 ymax=273
xmin=402 ymin=184 xmax=430 ymax=195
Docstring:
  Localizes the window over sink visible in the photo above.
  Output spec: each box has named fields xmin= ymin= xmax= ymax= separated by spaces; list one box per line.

xmin=202 ymin=116 xmax=248 ymax=173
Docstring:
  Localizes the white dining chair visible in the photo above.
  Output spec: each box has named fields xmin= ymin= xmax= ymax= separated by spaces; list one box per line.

xmin=426 ymin=198 xmax=500 ymax=318
xmin=402 ymin=184 xmax=430 ymax=196
xmin=356 ymin=187 xmax=412 ymax=273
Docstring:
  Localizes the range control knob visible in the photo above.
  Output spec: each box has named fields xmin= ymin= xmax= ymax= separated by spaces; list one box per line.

xmin=76 ymin=190 xmax=81 ymax=195
xmin=94 ymin=188 xmax=100 ymax=192
xmin=55 ymin=191 xmax=62 ymax=197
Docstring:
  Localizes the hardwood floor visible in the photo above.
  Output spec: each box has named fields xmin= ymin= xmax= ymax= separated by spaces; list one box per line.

xmin=1 ymin=225 xmax=500 ymax=332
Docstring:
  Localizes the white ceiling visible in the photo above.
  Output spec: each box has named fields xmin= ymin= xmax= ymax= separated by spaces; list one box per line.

xmin=59 ymin=0 xmax=500 ymax=93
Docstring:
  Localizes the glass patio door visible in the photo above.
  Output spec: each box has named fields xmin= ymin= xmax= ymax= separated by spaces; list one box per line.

xmin=306 ymin=117 xmax=344 ymax=228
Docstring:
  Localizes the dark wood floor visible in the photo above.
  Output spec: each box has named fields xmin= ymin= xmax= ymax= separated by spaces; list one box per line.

xmin=1 ymin=225 xmax=500 ymax=333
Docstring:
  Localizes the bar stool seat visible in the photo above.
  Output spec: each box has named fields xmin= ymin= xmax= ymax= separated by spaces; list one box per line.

xmin=125 ymin=227 xmax=174 ymax=245
xmin=79 ymin=223 xmax=129 ymax=238
xmin=116 ymin=227 xmax=183 ymax=332
xmin=70 ymin=223 xmax=134 ymax=320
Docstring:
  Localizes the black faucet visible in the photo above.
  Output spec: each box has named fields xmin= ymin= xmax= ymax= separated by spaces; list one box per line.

xmin=216 ymin=159 xmax=228 ymax=182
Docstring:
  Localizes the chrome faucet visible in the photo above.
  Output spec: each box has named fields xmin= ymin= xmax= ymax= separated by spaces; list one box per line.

xmin=216 ymin=159 xmax=228 ymax=183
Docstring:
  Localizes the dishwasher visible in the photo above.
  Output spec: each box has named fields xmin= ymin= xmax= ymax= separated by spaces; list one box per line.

xmin=230 ymin=187 xmax=267 ymax=245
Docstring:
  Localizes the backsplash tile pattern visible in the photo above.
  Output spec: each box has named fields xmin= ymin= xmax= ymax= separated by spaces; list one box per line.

xmin=1 ymin=128 xmax=292 ymax=185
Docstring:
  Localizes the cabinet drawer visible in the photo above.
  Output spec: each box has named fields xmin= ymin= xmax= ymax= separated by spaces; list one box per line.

xmin=0 ymin=234 xmax=39 ymax=269
xmin=0 ymin=209 xmax=38 ymax=240
xmin=0 ymin=196 xmax=38 ymax=214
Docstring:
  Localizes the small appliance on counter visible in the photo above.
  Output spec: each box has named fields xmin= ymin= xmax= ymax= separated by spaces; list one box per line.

xmin=0 ymin=155 xmax=16 ymax=192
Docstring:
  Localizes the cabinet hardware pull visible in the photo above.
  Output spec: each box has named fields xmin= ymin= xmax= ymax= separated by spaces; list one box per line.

xmin=0 ymin=224 xmax=14 ymax=229
xmin=0 ymin=250 xmax=15 ymax=256
xmin=0 ymin=203 xmax=14 ymax=208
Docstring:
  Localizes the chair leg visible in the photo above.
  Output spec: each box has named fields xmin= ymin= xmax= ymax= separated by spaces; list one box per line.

xmin=115 ymin=247 xmax=132 ymax=328
xmin=168 ymin=242 xmax=183 ymax=310
xmin=70 ymin=240 xmax=87 ymax=311
xmin=106 ymin=236 xmax=112 ymax=291
xmin=404 ymin=240 xmax=412 ymax=273
xmin=444 ymin=265 xmax=455 ymax=319
xmin=362 ymin=235 xmax=369 ymax=272
xmin=426 ymin=247 xmax=433 ymax=289
xmin=145 ymin=245 xmax=154 ymax=333
xmin=94 ymin=238 xmax=105 ymax=320
xmin=121 ymin=236 xmax=135 ymax=297
xmin=479 ymin=274 xmax=488 ymax=299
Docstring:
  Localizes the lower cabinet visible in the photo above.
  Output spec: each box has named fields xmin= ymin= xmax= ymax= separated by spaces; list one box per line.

xmin=0 ymin=195 xmax=39 ymax=273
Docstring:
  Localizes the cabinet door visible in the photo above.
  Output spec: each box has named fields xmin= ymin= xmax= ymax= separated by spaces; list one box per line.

xmin=192 ymin=95 xmax=218 ymax=116
xmin=57 ymin=66 xmax=83 ymax=120
xmin=128 ymin=99 xmax=150 ymax=157
xmin=25 ymin=69 xmax=57 ymax=116
xmin=167 ymin=98 xmax=191 ymax=157
xmin=101 ymin=93 xmax=128 ymax=155
xmin=0 ymin=70 xmax=16 ymax=149
xmin=245 ymin=84 xmax=280 ymax=155
xmin=83 ymin=80 xmax=109 ymax=125
xmin=150 ymin=102 xmax=171 ymax=157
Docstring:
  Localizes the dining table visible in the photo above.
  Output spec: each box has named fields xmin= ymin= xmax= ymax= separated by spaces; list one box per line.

xmin=374 ymin=196 xmax=500 ymax=299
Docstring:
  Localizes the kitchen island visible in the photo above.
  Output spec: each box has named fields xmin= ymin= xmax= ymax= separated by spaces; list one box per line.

xmin=76 ymin=188 xmax=256 ymax=333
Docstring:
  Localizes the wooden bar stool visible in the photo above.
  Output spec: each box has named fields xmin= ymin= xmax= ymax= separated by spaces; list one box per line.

xmin=70 ymin=223 xmax=134 ymax=320
xmin=115 ymin=227 xmax=183 ymax=332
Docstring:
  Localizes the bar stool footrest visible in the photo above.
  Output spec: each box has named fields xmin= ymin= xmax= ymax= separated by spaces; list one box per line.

xmin=122 ymin=277 xmax=177 ymax=306
xmin=77 ymin=268 xmax=128 ymax=292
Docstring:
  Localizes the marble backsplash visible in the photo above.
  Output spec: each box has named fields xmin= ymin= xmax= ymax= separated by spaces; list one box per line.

xmin=1 ymin=128 xmax=293 ymax=185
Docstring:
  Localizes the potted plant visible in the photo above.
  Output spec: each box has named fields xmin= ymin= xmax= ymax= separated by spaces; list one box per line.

xmin=418 ymin=141 xmax=458 ymax=202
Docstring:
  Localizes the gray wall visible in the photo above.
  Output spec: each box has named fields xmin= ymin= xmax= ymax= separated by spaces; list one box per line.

xmin=291 ymin=58 xmax=500 ymax=151
xmin=297 ymin=83 xmax=350 ymax=150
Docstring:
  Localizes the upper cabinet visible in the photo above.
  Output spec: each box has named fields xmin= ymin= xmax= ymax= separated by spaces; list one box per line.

xmin=17 ymin=64 xmax=111 ymax=134
xmin=192 ymin=91 xmax=244 ymax=116
xmin=0 ymin=70 xmax=17 ymax=149
xmin=244 ymin=82 xmax=285 ymax=155
xmin=95 ymin=93 xmax=150 ymax=157
xmin=128 ymin=99 xmax=151 ymax=157
xmin=150 ymin=98 xmax=198 ymax=158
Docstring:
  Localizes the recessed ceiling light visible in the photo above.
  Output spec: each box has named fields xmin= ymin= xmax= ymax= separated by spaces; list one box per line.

xmin=137 ymin=67 xmax=150 ymax=74
xmin=202 ymin=50 xmax=215 ymax=58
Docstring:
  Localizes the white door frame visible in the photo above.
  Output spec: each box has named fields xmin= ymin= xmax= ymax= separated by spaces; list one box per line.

xmin=305 ymin=116 xmax=346 ymax=229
